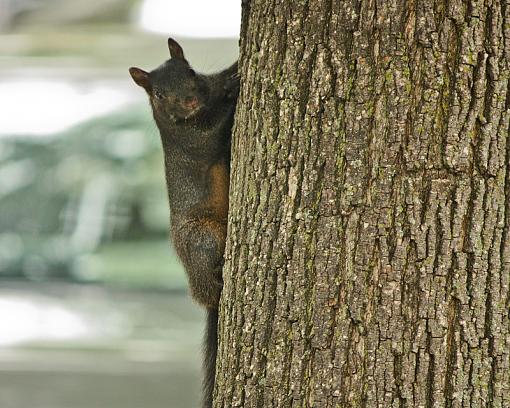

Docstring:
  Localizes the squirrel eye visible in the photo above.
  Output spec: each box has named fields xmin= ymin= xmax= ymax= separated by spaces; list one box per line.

xmin=154 ymin=90 xmax=164 ymax=100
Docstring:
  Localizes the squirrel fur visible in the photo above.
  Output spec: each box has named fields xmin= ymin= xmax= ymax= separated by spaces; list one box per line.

xmin=129 ymin=38 xmax=238 ymax=408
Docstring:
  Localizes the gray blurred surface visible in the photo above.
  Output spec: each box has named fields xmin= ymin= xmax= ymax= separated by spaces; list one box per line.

xmin=0 ymin=282 xmax=203 ymax=408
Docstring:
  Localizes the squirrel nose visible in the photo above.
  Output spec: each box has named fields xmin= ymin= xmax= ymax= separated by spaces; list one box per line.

xmin=184 ymin=96 xmax=199 ymax=110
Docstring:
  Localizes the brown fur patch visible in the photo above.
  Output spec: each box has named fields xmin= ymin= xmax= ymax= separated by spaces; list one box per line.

xmin=207 ymin=163 xmax=229 ymax=221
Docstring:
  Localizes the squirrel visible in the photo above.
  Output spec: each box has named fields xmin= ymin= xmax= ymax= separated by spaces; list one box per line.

xmin=129 ymin=38 xmax=238 ymax=408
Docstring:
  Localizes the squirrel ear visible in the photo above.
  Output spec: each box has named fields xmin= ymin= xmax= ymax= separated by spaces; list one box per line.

xmin=168 ymin=38 xmax=185 ymax=60
xmin=129 ymin=67 xmax=151 ymax=91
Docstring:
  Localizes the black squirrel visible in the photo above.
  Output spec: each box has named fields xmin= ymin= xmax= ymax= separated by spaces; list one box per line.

xmin=129 ymin=38 xmax=238 ymax=408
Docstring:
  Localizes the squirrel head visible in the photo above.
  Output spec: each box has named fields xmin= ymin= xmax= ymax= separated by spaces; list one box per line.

xmin=129 ymin=38 xmax=209 ymax=122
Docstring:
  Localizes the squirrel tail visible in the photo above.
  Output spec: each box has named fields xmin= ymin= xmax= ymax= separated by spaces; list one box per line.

xmin=203 ymin=308 xmax=218 ymax=408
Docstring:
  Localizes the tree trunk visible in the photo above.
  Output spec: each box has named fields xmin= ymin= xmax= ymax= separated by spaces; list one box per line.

xmin=216 ymin=1 xmax=510 ymax=407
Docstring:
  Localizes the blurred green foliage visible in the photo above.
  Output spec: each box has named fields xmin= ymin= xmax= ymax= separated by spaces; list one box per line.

xmin=0 ymin=106 xmax=186 ymax=288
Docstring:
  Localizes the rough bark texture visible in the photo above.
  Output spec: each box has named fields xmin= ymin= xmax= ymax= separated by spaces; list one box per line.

xmin=216 ymin=0 xmax=510 ymax=407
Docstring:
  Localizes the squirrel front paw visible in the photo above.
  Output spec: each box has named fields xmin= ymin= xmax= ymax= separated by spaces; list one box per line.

xmin=224 ymin=73 xmax=240 ymax=100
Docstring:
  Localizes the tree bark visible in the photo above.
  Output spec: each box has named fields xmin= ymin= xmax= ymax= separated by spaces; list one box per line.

xmin=216 ymin=1 xmax=510 ymax=407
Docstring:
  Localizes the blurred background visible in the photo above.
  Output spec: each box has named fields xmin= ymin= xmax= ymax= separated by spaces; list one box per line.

xmin=0 ymin=0 xmax=239 ymax=407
